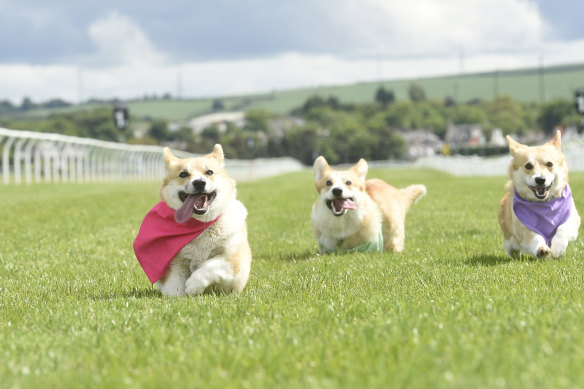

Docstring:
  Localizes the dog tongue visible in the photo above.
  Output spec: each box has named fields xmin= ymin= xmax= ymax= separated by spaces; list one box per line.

xmin=175 ymin=195 xmax=197 ymax=223
xmin=334 ymin=198 xmax=356 ymax=210
xmin=175 ymin=194 xmax=208 ymax=223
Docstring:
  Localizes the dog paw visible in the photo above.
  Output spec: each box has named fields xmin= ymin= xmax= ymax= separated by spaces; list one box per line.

xmin=184 ymin=277 xmax=206 ymax=296
xmin=536 ymin=246 xmax=551 ymax=258
xmin=551 ymin=242 xmax=567 ymax=259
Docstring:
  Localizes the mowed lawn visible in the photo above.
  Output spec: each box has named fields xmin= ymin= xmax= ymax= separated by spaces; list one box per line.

xmin=1 ymin=168 xmax=584 ymax=388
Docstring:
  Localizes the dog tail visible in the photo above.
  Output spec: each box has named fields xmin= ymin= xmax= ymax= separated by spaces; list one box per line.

xmin=400 ymin=184 xmax=427 ymax=210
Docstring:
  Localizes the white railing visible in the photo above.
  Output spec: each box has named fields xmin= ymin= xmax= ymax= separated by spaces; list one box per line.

xmin=0 ymin=128 xmax=304 ymax=184
xmin=0 ymin=127 xmax=169 ymax=184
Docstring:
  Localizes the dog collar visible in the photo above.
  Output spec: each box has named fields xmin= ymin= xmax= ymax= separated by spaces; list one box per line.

xmin=133 ymin=201 xmax=219 ymax=283
xmin=320 ymin=229 xmax=384 ymax=253
xmin=513 ymin=184 xmax=573 ymax=247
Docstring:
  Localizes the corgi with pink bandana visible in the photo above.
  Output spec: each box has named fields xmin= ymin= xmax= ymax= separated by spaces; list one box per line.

xmin=134 ymin=145 xmax=251 ymax=296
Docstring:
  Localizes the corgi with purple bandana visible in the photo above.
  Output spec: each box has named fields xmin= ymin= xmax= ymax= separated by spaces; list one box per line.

xmin=498 ymin=130 xmax=580 ymax=258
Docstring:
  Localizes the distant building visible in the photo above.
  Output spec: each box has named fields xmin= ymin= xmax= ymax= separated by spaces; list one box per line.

xmin=188 ymin=112 xmax=246 ymax=134
xmin=490 ymin=128 xmax=506 ymax=147
xmin=445 ymin=122 xmax=484 ymax=147
xmin=395 ymin=129 xmax=443 ymax=160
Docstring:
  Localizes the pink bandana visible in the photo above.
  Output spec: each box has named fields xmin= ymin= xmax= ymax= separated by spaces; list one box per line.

xmin=133 ymin=201 xmax=218 ymax=283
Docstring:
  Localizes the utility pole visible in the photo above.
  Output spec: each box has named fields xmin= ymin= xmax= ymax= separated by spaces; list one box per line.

xmin=77 ymin=67 xmax=83 ymax=105
xmin=459 ymin=46 xmax=465 ymax=75
xmin=177 ymin=68 xmax=183 ymax=100
xmin=538 ymin=55 xmax=545 ymax=106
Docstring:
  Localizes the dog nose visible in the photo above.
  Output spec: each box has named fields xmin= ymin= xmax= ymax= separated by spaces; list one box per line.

xmin=192 ymin=179 xmax=206 ymax=191
xmin=332 ymin=187 xmax=343 ymax=197
xmin=535 ymin=177 xmax=546 ymax=186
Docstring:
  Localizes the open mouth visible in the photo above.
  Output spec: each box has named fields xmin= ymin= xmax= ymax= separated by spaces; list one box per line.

xmin=326 ymin=198 xmax=356 ymax=216
xmin=174 ymin=191 xmax=217 ymax=223
xmin=528 ymin=185 xmax=551 ymax=200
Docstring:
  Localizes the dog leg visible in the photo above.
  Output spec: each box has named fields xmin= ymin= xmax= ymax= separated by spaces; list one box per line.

xmin=385 ymin=220 xmax=405 ymax=252
xmin=524 ymin=234 xmax=550 ymax=258
xmin=156 ymin=264 xmax=188 ymax=297
xmin=503 ymin=239 xmax=521 ymax=258
xmin=185 ymin=257 xmax=234 ymax=296
xmin=551 ymin=211 xmax=581 ymax=258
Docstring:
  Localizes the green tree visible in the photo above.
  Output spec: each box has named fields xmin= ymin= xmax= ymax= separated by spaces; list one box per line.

xmin=148 ymin=119 xmax=171 ymax=142
xmin=375 ymin=86 xmax=395 ymax=107
xmin=408 ymin=83 xmax=426 ymax=102
xmin=539 ymin=99 xmax=580 ymax=135
xmin=20 ymin=97 xmax=37 ymax=111
xmin=212 ymin=99 xmax=224 ymax=111
xmin=244 ymin=109 xmax=270 ymax=132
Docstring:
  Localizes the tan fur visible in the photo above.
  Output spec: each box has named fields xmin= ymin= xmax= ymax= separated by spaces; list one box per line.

xmin=498 ymin=130 xmax=580 ymax=258
xmin=156 ymin=145 xmax=252 ymax=296
xmin=312 ymin=156 xmax=426 ymax=253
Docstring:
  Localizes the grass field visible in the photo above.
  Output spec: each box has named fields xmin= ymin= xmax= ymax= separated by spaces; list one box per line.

xmin=2 ymin=169 xmax=584 ymax=388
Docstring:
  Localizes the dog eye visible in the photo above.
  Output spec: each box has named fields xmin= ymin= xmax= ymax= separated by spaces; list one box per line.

xmin=326 ymin=180 xmax=332 ymax=186
xmin=346 ymin=180 xmax=352 ymax=186
xmin=525 ymin=163 xmax=533 ymax=170
xmin=179 ymin=171 xmax=189 ymax=178
xmin=205 ymin=170 xmax=214 ymax=176
xmin=546 ymin=162 xmax=553 ymax=168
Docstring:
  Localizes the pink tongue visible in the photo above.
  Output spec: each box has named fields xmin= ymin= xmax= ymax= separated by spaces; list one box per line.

xmin=342 ymin=198 xmax=356 ymax=209
xmin=175 ymin=195 xmax=198 ymax=223
xmin=334 ymin=198 xmax=356 ymax=210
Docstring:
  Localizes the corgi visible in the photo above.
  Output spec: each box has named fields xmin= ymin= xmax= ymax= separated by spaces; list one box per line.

xmin=311 ymin=156 xmax=426 ymax=253
xmin=498 ymin=130 xmax=580 ymax=258
xmin=133 ymin=144 xmax=251 ymax=296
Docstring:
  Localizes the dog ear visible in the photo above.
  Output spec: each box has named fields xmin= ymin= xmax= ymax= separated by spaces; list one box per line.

xmin=313 ymin=156 xmax=330 ymax=183
xmin=353 ymin=159 xmax=368 ymax=182
xmin=163 ymin=147 xmax=178 ymax=169
xmin=209 ymin=144 xmax=225 ymax=167
xmin=506 ymin=135 xmax=526 ymax=157
xmin=548 ymin=129 xmax=562 ymax=151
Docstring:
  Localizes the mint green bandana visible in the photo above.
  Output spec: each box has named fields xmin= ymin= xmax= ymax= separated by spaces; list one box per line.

xmin=320 ymin=229 xmax=384 ymax=253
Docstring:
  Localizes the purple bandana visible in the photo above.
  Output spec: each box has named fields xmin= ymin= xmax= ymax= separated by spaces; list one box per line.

xmin=513 ymin=184 xmax=573 ymax=246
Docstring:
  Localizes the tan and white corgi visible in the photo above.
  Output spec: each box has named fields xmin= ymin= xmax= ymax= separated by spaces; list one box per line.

xmin=133 ymin=144 xmax=251 ymax=296
xmin=498 ymin=130 xmax=580 ymax=258
xmin=311 ymin=156 xmax=426 ymax=253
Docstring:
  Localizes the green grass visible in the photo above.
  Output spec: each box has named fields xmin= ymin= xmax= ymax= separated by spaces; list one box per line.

xmin=2 ymin=169 xmax=584 ymax=388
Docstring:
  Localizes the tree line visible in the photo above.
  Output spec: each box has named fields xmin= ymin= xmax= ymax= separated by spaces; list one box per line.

xmin=1 ymin=84 xmax=582 ymax=165
xmin=146 ymin=84 xmax=581 ymax=165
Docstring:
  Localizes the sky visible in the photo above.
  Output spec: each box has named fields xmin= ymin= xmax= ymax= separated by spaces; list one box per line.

xmin=0 ymin=0 xmax=583 ymax=104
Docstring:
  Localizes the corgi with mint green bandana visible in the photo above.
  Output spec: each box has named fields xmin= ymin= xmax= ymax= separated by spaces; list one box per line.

xmin=311 ymin=156 xmax=426 ymax=254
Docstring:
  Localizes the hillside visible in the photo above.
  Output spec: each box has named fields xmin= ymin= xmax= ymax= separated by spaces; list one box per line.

xmin=3 ymin=62 xmax=584 ymax=122
xmin=126 ymin=62 xmax=584 ymax=121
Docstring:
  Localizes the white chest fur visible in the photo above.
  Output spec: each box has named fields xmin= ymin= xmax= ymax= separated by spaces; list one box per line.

xmin=175 ymin=199 xmax=247 ymax=271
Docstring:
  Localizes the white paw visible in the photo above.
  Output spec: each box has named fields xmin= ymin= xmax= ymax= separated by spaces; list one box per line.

xmin=551 ymin=240 xmax=568 ymax=259
xmin=184 ymin=276 xmax=207 ymax=296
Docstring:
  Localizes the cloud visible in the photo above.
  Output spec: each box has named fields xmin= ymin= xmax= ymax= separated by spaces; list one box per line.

xmin=324 ymin=0 xmax=546 ymax=58
xmin=82 ymin=11 xmax=167 ymax=67
xmin=1 ymin=1 xmax=583 ymax=104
